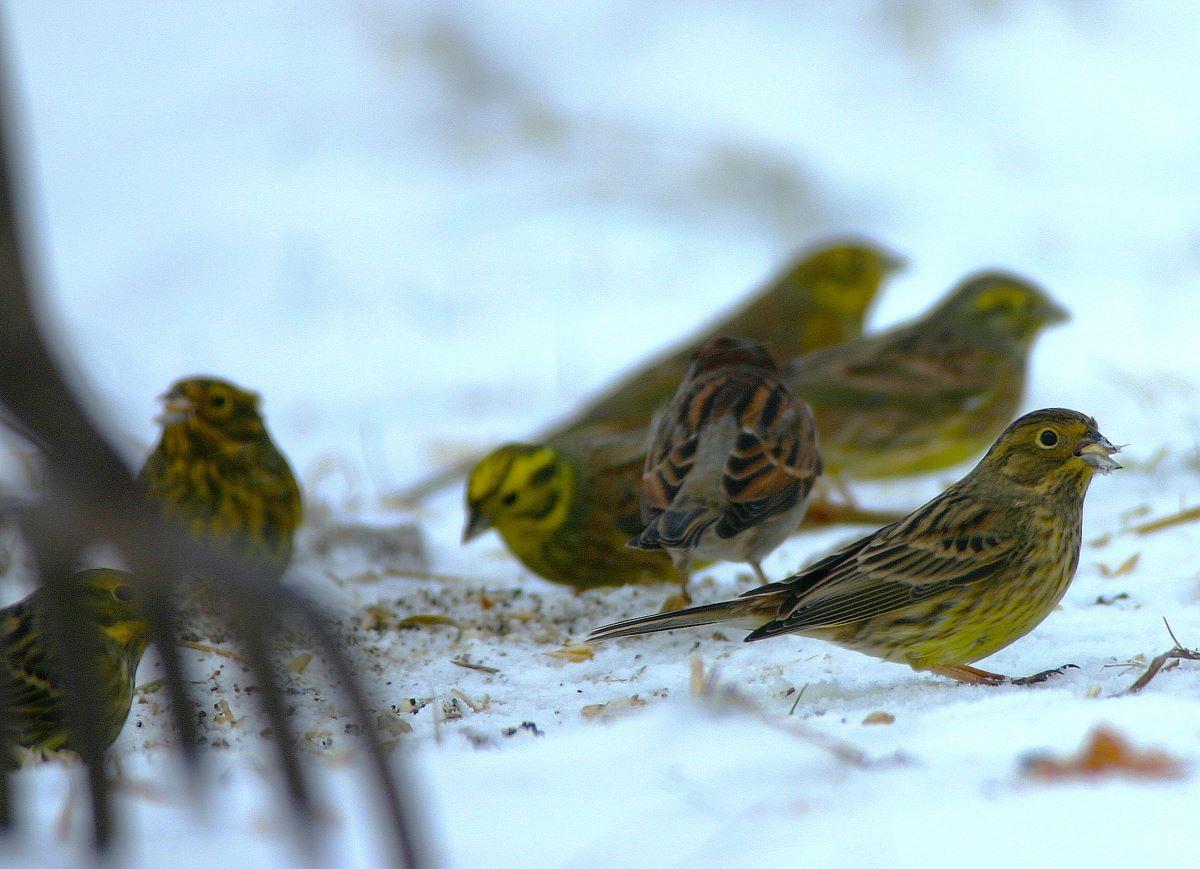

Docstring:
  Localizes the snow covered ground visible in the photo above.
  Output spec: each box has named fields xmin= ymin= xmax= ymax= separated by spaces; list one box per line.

xmin=4 ymin=1 xmax=1200 ymax=866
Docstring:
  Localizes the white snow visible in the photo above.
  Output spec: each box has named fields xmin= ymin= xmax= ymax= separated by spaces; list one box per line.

xmin=3 ymin=2 xmax=1200 ymax=867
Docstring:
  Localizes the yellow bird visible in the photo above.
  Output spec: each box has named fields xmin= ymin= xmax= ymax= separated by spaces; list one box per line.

xmin=463 ymin=427 xmax=677 ymax=591
xmin=2 ymin=569 xmax=149 ymax=755
xmin=139 ymin=377 xmax=302 ymax=573
xmin=590 ymin=409 xmax=1119 ymax=685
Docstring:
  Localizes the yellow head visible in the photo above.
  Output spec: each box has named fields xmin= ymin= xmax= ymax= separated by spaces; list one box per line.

xmin=937 ymin=271 xmax=1070 ymax=345
xmin=463 ymin=444 xmax=575 ymax=543
xmin=156 ymin=376 xmax=268 ymax=445
xmin=976 ymin=408 xmax=1121 ymax=492
xmin=795 ymin=240 xmax=906 ymax=315
xmin=60 ymin=568 xmax=150 ymax=657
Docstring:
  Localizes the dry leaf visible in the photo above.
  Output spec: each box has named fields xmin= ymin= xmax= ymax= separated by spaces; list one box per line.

xmin=213 ymin=697 xmax=239 ymax=727
xmin=376 ymin=711 xmax=413 ymax=737
xmin=284 ymin=652 xmax=313 ymax=674
xmin=690 ymin=656 xmax=705 ymax=697
xmin=862 ymin=711 xmax=895 ymax=726
xmin=1021 ymin=726 xmax=1186 ymax=781
xmin=546 ymin=643 xmax=594 ymax=663
xmin=1097 ymin=552 xmax=1140 ymax=578
xmin=581 ymin=695 xmax=648 ymax=720
xmin=135 ymin=678 xmax=166 ymax=695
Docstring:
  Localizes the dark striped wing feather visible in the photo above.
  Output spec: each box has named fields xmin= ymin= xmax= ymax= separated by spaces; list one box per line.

xmin=641 ymin=363 xmax=818 ymax=543
xmin=715 ymin=370 xmax=820 ymax=540
xmin=742 ymin=489 xmax=1016 ymax=640
xmin=1 ymin=600 xmax=67 ymax=753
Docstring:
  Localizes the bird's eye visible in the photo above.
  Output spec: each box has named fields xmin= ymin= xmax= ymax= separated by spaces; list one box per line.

xmin=113 ymin=586 xmax=135 ymax=602
xmin=210 ymin=394 xmax=228 ymax=408
xmin=1038 ymin=429 xmax=1059 ymax=448
xmin=501 ymin=492 xmax=518 ymax=506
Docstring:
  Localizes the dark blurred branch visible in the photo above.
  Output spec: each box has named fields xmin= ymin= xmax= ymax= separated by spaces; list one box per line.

xmin=0 ymin=39 xmax=425 ymax=864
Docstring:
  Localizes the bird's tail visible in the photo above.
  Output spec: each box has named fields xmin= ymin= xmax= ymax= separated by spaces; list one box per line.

xmin=586 ymin=598 xmax=764 ymax=643
xmin=628 ymin=506 xmax=717 ymax=551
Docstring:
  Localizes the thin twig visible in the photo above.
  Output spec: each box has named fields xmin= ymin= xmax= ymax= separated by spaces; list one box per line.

xmin=1122 ymin=618 xmax=1200 ymax=695
xmin=178 ymin=641 xmax=252 ymax=665
xmin=450 ymin=657 xmax=499 ymax=674
xmin=1131 ymin=506 xmax=1200 ymax=536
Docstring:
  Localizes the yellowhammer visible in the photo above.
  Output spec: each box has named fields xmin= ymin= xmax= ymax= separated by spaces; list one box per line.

xmin=2 ymin=568 xmax=149 ymax=756
xmin=784 ymin=270 xmax=1068 ymax=483
xmin=463 ymin=427 xmax=678 ymax=590
xmin=138 ymin=377 xmax=302 ymax=573
xmin=553 ymin=240 xmax=903 ymax=438
xmin=400 ymin=240 xmax=900 ymax=503
xmin=590 ymin=408 xmax=1119 ymax=685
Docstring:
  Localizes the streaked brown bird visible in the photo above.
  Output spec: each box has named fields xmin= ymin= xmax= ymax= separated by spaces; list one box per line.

xmin=138 ymin=377 xmax=302 ymax=573
xmin=2 ymin=568 xmax=149 ymax=757
xmin=555 ymin=240 xmax=903 ymax=438
xmin=630 ymin=336 xmax=822 ymax=604
xmin=591 ymin=409 xmax=1119 ymax=685
xmin=783 ymin=270 xmax=1069 ymax=487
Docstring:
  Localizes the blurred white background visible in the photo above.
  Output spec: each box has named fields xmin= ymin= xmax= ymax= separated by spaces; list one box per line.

xmin=7 ymin=1 xmax=1200 ymax=497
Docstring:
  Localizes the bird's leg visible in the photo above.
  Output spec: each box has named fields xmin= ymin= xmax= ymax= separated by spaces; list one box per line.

xmin=932 ymin=663 xmax=1079 ymax=686
xmin=930 ymin=664 xmax=1008 ymax=684
xmin=1008 ymin=664 xmax=1079 ymax=686
xmin=751 ymin=561 xmax=770 ymax=585
xmin=659 ymin=556 xmax=693 ymax=612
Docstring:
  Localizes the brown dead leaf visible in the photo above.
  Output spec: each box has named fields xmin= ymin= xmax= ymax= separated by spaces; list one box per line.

xmin=862 ymin=711 xmax=895 ymax=726
xmin=1021 ymin=726 xmax=1186 ymax=781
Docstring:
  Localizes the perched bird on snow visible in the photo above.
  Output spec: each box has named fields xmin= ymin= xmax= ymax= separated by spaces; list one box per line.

xmin=783 ymin=270 xmax=1069 ymax=486
xmin=592 ymin=409 xmax=1120 ymax=686
xmin=463 ymin=426 xmax=678 ymax=591
xmin=629 ymin=335 xmax=822 ymax=604
xmin=1 ymin=569 xmax=149 ymax=757
xmin=138 ymin=377 xmax=302 ymax=574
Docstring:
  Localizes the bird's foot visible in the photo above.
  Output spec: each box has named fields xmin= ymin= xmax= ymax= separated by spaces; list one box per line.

xmin=932 ymin=663 xmax=1079 ymax=686
xmin=1009 ymin=664 xmax=1079 ymax=686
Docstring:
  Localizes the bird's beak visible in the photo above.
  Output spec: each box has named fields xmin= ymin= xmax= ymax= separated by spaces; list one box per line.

xmin=1076 ymin=434 xmax=1122 ymax=474
xmin=462 ymin=508 xmax=492 ymax=543
xmin=1040 ymin=294 xmax=1071 ymax=326
xmin=881 ymin=249 xmax=908 ymax=274
xmin=154 ymin=390 xmax=193 ymax=426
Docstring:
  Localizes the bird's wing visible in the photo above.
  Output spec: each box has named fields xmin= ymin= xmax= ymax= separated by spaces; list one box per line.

xmin=1 ymin=599 xmax=64 ymax=747
xmin=639 ymin=380 xmax=705 ymax=529
xmin=742 ymin=489 xmax=1017 ymax=640
xmin=783 ymin=328 xmax=1001 ymax=408
xmin=715 ymin=372 xmax=821 ymax=539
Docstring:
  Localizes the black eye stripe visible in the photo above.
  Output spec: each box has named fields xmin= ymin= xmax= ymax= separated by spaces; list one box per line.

xmin=501 ymin=492 xmax=517 ymax=506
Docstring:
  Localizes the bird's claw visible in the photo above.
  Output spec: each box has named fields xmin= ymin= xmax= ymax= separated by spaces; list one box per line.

xmin=1009 ymin=664 xmax=1079 ymax=686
